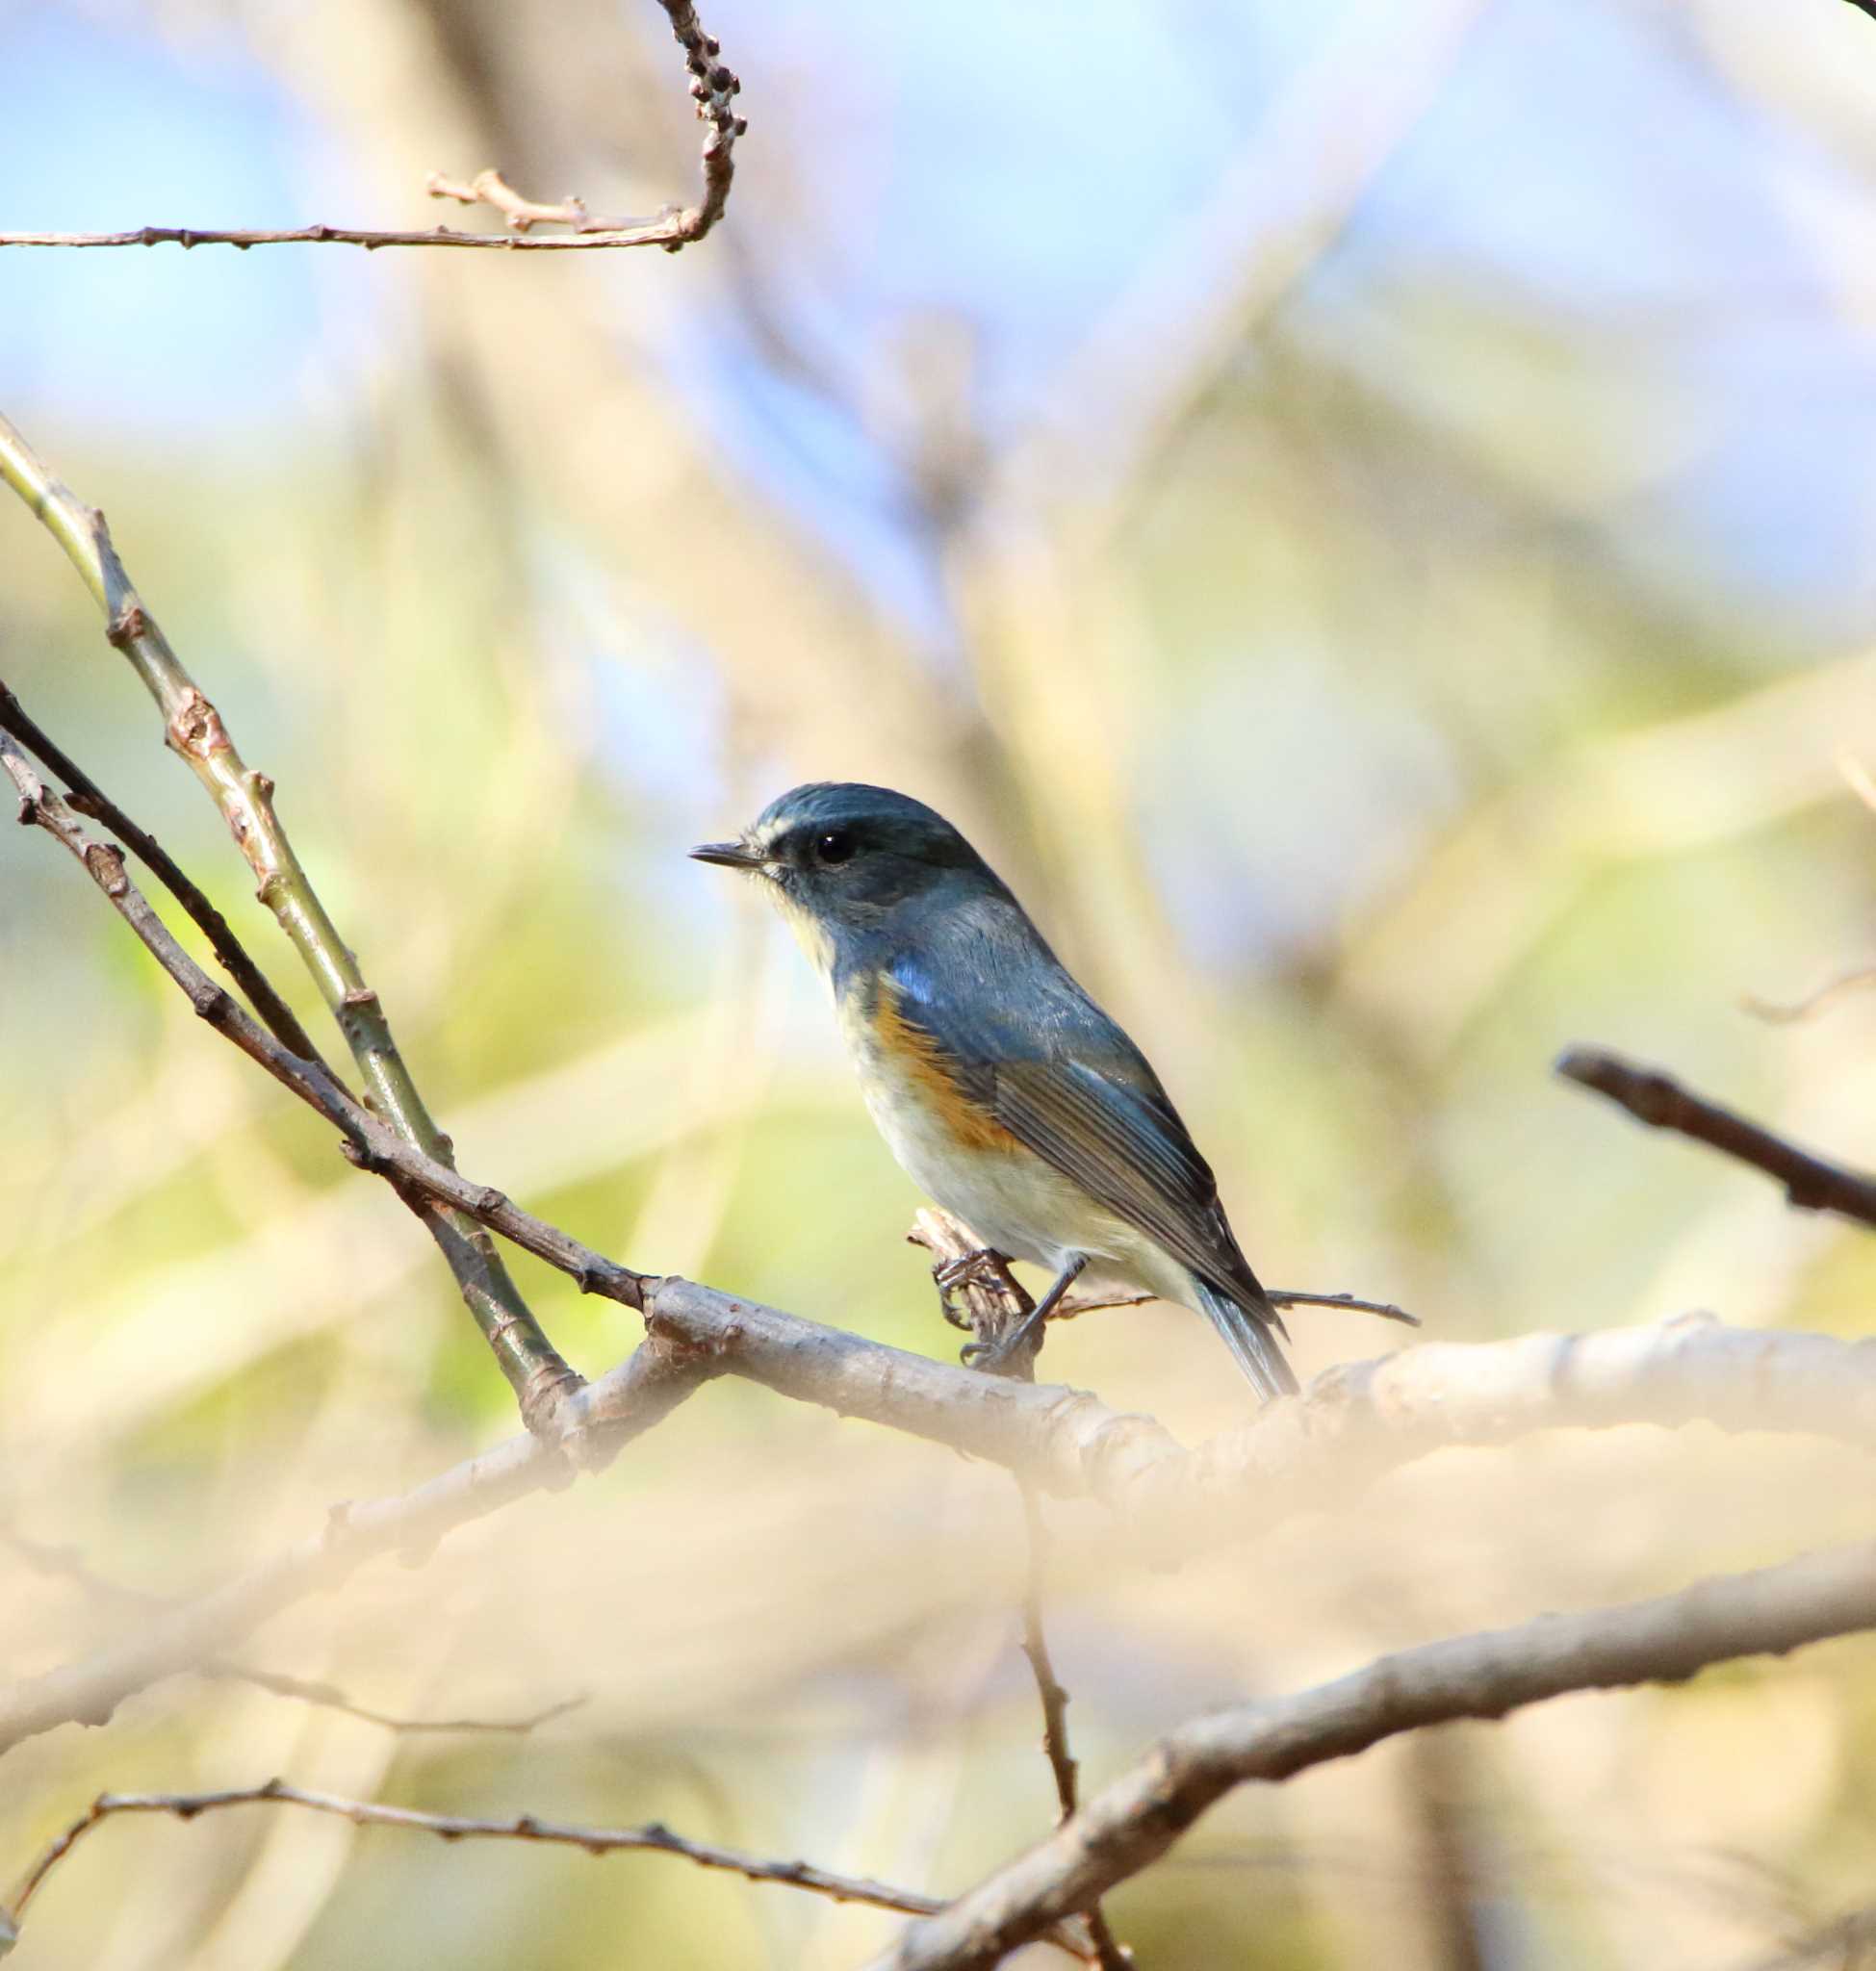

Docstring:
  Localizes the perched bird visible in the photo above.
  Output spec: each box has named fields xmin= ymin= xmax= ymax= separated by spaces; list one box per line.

xmin=691 ymin=782 xmax=1297 ymax=1399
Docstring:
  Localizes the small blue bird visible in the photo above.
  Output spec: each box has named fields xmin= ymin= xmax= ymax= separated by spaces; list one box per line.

xmin=692 ymin=782 xmax=1298 ymax=1399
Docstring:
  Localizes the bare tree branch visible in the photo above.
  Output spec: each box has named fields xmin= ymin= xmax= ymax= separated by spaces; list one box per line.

xmin=7 ymin=1260 xmax=1873 ymax=1761
xmin=0 ymin=732 xmax=639 ymax=1310
xmin=0 ymin=1779 xmax=945 ymax=1949
xmin=0 ymin=1337 xmax=707 ymax=1760
xmin=1016 ymin=1489 xmax=1132 ymax=1971
xmin=0 ymin=419 xmax=583 ymax=1434
xmin=1556 ymin=1045 xmax=1876 ymax=1230
xmin=0 ymin=0 xmax=742 ymax=256
xmin=909 ymin=1209 xmax=1416 ymax=1330
xmin=1741 ymin=964 xmax=1876 ymax=1026
xmin=4 ymin=1529 xmax=588 ymax=1734
xmin=0 ymin=676 xmax=334 ymax=1075
xmin=13 ymin=732 xmax=1876 ymax=1760
xmin=870 ymin=1537 xmax=1876 ymax=1970
xmin=1052 ymin=1287 xmax=1417 ymax=1327
xmin=199 ymin=1672 xmax=587 ymax=1737
xmin=912 ymin=1209 xmax=1134 ymax=1967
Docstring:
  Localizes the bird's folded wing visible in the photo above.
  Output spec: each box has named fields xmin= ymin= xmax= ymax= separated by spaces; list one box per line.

xmin=991 ymin=1056 xmax=1277 ymax=1322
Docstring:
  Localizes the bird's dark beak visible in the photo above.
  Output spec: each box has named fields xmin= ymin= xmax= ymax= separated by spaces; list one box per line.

xmin=689 ymin=838 xmax=765 ymax=871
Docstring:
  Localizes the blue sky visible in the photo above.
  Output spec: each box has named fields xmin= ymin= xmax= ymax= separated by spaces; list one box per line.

xmin=4 ymin=0 xmax=1875 ymax=646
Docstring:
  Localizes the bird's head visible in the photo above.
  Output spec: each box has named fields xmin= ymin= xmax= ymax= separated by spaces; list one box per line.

xmin=690 ymin=782 xmax=1006 ymax=969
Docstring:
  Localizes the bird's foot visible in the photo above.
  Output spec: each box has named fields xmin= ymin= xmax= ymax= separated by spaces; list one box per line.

xmin=962 ymin=1308 xmax=1043 ymax=1372
xmin=935 ymin=1245 xmax=1009 ymax=1331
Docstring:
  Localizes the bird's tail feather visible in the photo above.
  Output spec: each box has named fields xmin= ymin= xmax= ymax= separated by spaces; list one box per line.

xmin=1194 ymin=1278 xmax=1298 ymax=1401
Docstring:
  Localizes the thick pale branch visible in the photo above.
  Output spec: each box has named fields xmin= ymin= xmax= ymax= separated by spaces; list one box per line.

xmin=875 ymin=1538 xmax=1876 ymax=1969
xmin=0 ymin=1 xmax=741 ymax=255
xmin=1557 ymin=1045 xmax=1876 ymax=1230
xmin=0 ymin=1338 xmax=707 ymax=1759
xmin=7 ymin=1285 xmax=1873 ymax=1760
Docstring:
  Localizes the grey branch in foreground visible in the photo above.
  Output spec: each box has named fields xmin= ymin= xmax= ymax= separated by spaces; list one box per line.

xmin=0 ymin=0 xmax=742 ymax=255
xmin=0 ymin=1780 xmax=945 ymax=1951
xmin=1557 ymin=1045 xmax=1876 ymax=1230
xmin=871 ymin=1537 xmax=1876 ymax=1971
xmin=6 ymin=1291 xmax=1872 ymax=1764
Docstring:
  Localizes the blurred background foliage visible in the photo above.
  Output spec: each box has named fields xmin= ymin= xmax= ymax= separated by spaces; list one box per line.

xmin=5 ymin=0 xmax=1876 ymax=1964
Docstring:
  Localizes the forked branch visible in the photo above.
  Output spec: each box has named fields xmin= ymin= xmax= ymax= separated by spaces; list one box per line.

xmin=872 ymin=1537 xmax=1876 ymax=1969
xmin=0 ymin=1 xmax=742 ymax=255
xmin=0 ymin=416 xmax=583 ymax=1434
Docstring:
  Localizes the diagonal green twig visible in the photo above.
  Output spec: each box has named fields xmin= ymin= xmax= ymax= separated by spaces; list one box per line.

xmin=0 ymin=413 xmax=582 ymax=1432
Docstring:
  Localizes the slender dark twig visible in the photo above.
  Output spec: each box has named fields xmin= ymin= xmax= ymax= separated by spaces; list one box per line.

xmin=0 ymin=416 xmax=583 ymax=1434
xmin=0 ymin=676 xmax=334 ymax=1075
xmin=0 ymin=0 xmax=742 ymax=256
xmin=1 ymin=1781 xmax=947 ymax=1938
xmin=4 ymin=1528 xmax=586 ymax=1735
xmin=1018 ymin=1488 xmax=1133 ymax=1970
xmin=911 ymin=1209 xmax=1135 ymax=1968
xmin=1055 ymin=1287 xmax=1417 ymax=1327
xmin=1 ymin=733 xmax=646 ymax=1317
xmin=1556 ymin=1046 xmax=1876 ymax=1230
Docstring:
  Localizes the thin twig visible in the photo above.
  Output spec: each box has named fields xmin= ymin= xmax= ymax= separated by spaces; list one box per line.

xmin=0 ymin=1 xmax=742 ymax=256
xmin=1055 ymin=1287 xmax=1418 ymax=1328
xmin=0 ymin=734 xmax=645 ymax=1314
xmin=0 ymin=1780 xmax=944 ymax=1940
xmin=912 ymin=1209 xmax=1133 ymax=1966
xmin=202 ymin=1671 xmax=587 ymax=1737
xmin=1018 ymin=1490 xmax=1132 ymax=1970
xmin=2 ymin=1529 xmax=161 ymax=1611
xmin=870 ymin=1536 xmax=1876 ymax=1970
xmin=3 ymin=1529 xmax=585 ymax=1735
xmin=1556 ymin=1045 xmax=1876 ymax=1230
xmin=911 ymin=1201 xmax=1412 ymax=1330
xmin=0 ymin=416 xmax=582 ymax=1433
xmin=1741 ymin=964 xmax=1876 ymax=1026
xmin=0 ymin=1326 xmax=708 ymax=1759
xmin=425 ymin=169 xmax=647 ymax=236
xmin=0 ymin=675 xmax=334 ymax=1075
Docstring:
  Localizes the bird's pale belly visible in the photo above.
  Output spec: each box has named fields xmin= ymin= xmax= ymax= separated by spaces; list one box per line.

xmin=862 ymin=1072 xmax=1090 ymax=1268
xmin=843 ymin=991 xmax=1178 ymax=1298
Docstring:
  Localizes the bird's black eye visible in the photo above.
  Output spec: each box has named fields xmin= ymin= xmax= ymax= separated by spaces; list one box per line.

xmin=813 ymin=829 xmax=857 ymax=866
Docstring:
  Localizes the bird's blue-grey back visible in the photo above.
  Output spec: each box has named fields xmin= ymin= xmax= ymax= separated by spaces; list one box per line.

xmin=728 ymin=781 xmax=1298 ymax=1399
xmin=835 ymin=855 xmax=1297 ymax=1396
